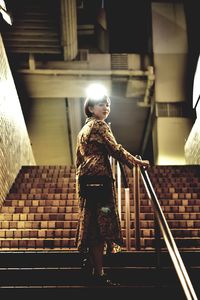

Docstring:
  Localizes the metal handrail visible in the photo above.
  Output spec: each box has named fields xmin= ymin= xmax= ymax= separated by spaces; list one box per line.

xmin=133 ymin=165 xmax=141 ymax=250
xmin=139 ymin=164 xmax=198 ymax=300
xmin=113 ymin=159 xmax=131 ymax=250
xmin=125 ymin=187 xmax=131 ymax=250
xmin=117 ymin=162 xmax=122 ymax=221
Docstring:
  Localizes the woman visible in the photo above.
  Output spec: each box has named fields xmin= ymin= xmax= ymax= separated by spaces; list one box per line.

xmin=75 ymin=95 xmax=149 ymax=285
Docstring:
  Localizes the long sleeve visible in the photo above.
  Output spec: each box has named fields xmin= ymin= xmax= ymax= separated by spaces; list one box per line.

xmin=95 ymin=120 xmax=135 ymax=169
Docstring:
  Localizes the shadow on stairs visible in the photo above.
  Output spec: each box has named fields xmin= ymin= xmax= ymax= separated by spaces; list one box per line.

xmin=0 ymin=250 xmax=199 ymax=300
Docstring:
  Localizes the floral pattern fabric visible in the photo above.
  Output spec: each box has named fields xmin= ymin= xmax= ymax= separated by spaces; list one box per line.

xmin=75 ymin=116 xmax=136 ymax=253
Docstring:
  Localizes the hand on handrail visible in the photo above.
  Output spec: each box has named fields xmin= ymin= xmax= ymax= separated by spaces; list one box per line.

xmin=134 ymin=157 xmax=150 ymax=169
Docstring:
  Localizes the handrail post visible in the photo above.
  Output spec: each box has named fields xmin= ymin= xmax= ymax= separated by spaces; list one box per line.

xmin=117 ymin=161 xmax=131 ymax=250
xmin=117 ymin=162 xmax=121 ymax=221
xmin=112 ymin=158 xmax=116 ymax=181
xmin=154 ymin=215 xmax=162 ymax=289
xmin=125 ymin=187 xmax=131 ymax=251
xmin=133 ymin=165 xmax=141 ymax=250
xmin=154 ymin=215 xmax=161 ymax=269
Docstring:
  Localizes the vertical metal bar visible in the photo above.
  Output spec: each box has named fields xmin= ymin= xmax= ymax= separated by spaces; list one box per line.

xmin=109 ymin=156 xmax=112 ymax=167
xmin=133 ymin=165 xmax=141 ymax=250
xmin=154 ymin=214 xmax=161 ymax=268
xmin=125 ymin=187 xmax=131 ymax=251
xmin=154 ymin=215 xmax=162 ymax=289
xmin=112 ymin=158 xmax=116 ymax=181
xmin=117 ymin=162 xmax=121 ymax=221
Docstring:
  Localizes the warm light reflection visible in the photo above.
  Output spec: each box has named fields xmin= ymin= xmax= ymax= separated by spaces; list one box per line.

xmin=193 ymin=55 xmax=200 ymax=108
xmin=157 ymin=156 xmax=186 ymax=165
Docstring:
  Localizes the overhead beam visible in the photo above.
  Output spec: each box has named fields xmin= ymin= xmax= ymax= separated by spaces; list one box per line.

xmin=20 ymin=74 xmax=112 ymax=98
xmin=18 ymin=68 xmax=150 ymax=76
xmin=18 ymin=67 xmax=154 ymax=99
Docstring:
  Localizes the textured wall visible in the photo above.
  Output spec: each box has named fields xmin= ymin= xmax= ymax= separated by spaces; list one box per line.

xmin=0 ymin=35 xmax=35 ymax=205
xmin=185 ymin=102 xmax=200 ymax=164
xmin=185 ymin=55 xmax=200 ymax=164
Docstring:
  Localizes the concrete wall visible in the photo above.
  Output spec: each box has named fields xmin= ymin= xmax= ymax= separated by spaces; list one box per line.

xmin=154 ymin=118 xmax=192 ymax=165
xmin=0 ymin=35 xmax=35 ymax=205
xmin=151 ymin=3 xmax=192 ymax=165
xmin=152 ymin=3 xmax=188 ymax=102
xmin=27 ymin=98 xmax=72 ymax=165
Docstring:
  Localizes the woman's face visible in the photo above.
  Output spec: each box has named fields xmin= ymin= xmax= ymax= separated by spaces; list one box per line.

xmin=89 ymin=101 xmax=110 ymax=120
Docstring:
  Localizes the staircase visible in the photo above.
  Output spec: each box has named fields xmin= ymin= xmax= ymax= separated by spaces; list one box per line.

xmin=0 ymin=251 xmax=198 ymax=299
xmin=0 ymin=165 xmax=200 ymax=298
xmin=141 ymin=165 xmax=200 ymax=249
xmin=1 ymin=0 xmax=62 ymax=56
xmin=2 ymin=165 xmax=200 ymax=251
xmin=0 ymin=166 xmax=77 ymax=250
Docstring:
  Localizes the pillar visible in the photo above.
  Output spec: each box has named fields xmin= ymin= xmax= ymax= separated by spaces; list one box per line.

xmin=60 ymin=0 xmax=78 ymax=61
xmin=151 ymin=2 xmax=192 ymax=165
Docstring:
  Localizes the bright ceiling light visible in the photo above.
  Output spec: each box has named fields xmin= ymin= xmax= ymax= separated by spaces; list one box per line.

xmin=86 ymin=83 xmax=108 ymax=100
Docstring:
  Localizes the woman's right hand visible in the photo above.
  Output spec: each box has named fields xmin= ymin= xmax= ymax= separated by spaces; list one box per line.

xmin=141 ymin=160 xmax=150 ymax=168
xmin=134 ymin=158 xmax=150 ymax=168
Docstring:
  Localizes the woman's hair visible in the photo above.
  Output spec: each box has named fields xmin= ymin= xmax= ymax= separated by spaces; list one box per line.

xmin=84 ymin=95 xmax=111 ymax=117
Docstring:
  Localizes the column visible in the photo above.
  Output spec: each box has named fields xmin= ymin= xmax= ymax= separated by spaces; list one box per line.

xmin=151 ymin=3 xmax=192 ymax=165
xmin=60 ymin=0 xmax=78 ymax=61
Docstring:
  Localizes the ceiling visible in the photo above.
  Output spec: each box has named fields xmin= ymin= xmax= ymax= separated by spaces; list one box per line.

xmin=0 ymin=0 xmax=157 ymax=161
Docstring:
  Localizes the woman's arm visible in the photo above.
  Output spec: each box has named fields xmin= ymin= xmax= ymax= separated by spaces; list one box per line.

xmin=95 ymin=120 xmax=149 ymax=168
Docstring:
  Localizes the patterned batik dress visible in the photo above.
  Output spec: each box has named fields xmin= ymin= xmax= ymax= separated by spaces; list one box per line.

xmin=75 ymin=116 xmax=135 ymax=254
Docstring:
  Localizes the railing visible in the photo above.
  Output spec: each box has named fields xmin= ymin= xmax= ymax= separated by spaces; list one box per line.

xmin=133 ymin=164 xmax=141 ymax=250
xmin=136 ymin=160 xmax=198 ymax=300
xmin=114 ymin=157 xmax=198 ymax=299
xmin=112 ymin=158 xmax=131 ymax=250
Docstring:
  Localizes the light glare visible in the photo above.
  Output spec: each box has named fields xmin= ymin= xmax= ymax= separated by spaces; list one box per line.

xmin=0 ymin=1 xmax=12 ymax=25
xmin=86 ymin=83 xmax=107 ymax=100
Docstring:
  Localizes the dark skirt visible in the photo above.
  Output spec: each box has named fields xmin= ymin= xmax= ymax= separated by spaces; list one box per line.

xmin=75 ymin=183 xmax=123 ymax=254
